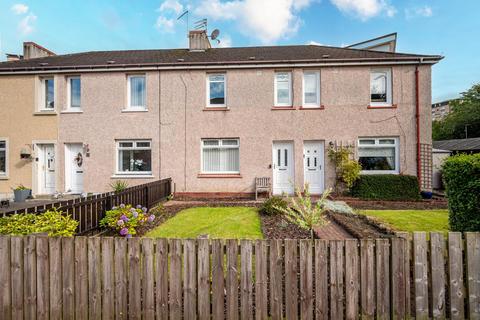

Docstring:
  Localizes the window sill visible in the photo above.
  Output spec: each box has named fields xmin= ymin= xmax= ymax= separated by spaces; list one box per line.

xmin=367 ymin=104 xmax=397 ymax=109
xmin=61 ymin=109 xmax=83 ymax=114
xmin=0 ymin=176 xmax=9 ymax=180
xmin=271 ymin=106 xmax=295 ymax=110
xmin=299 ymin=105 xmax=325 ymax=110
xmin=197 ymin=173 xmax=242 ymax=178
xmin=361 ymin=171 xmax=399 ymax=175
xmin=111 ymin=174 xmax=154 ymax=179
xmin=203 ymin=107 xmax=229 ymax=111
xmin=121 ymin=108 xmax=148 ymax=113
xmin=33 ymin=111 xmax=57 ymax=116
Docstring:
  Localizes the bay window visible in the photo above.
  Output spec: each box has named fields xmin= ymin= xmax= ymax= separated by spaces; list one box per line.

xmin=370 ymin=69 xmax=392 ymax=106
xmin=116 ymin=140 xmax=152 ymax=174
xmin=274 ymin=72 xmax=292 ymax=107
xmin=202 ymin=139 xmax=239 ymax=174
xmin=127 ymin=75 xmax=146 ymax=110
xmin=303 ymin=71 xmax=320 ymax=107
xmin=358 ymin=137 xmax=399 ymax=173
xmin=207 ymin=74 xmax=226 ymax=107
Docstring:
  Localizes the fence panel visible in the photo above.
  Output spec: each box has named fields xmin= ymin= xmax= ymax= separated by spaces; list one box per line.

xmin=0 ymin=233 xmax=479 ymax=320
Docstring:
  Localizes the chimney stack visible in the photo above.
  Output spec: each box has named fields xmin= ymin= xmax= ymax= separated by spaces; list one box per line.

xmin=6 ymin=54 xmax=23 ymax=61
xmin=23 ymin=42 xmax=55 ymax=59
xmin=188 ymin=30 xmax=211 ymax=51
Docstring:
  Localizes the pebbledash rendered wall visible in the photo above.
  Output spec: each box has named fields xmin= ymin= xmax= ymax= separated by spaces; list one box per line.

xmin=159 ymin=65 xmax=432 ymax=196
xmin=5 ymin=64 xmax=431 ymax=195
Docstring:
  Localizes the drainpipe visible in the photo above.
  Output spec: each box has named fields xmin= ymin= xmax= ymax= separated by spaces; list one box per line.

xmin=415 ymin=59 xmax=422 ymax=190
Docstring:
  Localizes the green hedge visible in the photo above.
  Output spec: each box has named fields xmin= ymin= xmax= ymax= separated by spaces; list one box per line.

xmin=351 ymin=174 xmax=421 ymax=200
xmin=442 ymin=153 xmax=480 ymax=232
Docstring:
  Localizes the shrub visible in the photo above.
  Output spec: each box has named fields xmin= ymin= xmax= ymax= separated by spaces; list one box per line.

xmin=109 ymin=180 xmax=129 ymax=193
xmin=259 ymin=196 xmax=288 ymax=216
xmin=273 ymin=184 xmax=331 ymax=239
xmin=100 ymin=204 xmax=156 ymax=237
xmin=442 ymin=153 xmax=480 ymax=232
xmin=327 ymin=144 xmax=361 ymax=192
xmin=0 ymin=208 xmax=78 ymax=236
xmin=13 ymin=184 xmax=30 ymax=191
xmin=351 ymin=174 xmax=421 ymax=200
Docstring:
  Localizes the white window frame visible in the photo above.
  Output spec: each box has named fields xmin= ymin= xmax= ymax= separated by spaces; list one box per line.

xmin=206 ymin=73 xmax=227 ymax=108
xmin=39 ymin=76 xmax=55 ymax=111
xmin=0 ymin=138 xmax=8 ymax=179
xmin=302 ymin=71 xmax=320 ymax=108
xmin=116 ymin=140 xmax=152 ymax=175
xmin=126 ymin=75 xmax=147 ymax=111
xmin=201 ymin=138 xmax=240 ymax=174
xmin=274 ymin=72 xmax=292 ymax=107
xmin=370 ymin=68 xmax=392 ymax=107
xmin=358 ymin=137 xmax=399 ymax=174
xmin=67 ymin=76 xmax=81 ymax=110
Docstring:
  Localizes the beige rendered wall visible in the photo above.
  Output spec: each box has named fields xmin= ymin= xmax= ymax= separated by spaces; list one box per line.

xmin=0 ymin=75 xmax=58 ymax=195
xmin=159 ymin=64 xmax=433 ymax=194
xmin=57 ymin=72 xmax=160 ymax=193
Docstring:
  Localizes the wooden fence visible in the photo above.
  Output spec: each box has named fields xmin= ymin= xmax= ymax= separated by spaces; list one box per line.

xmin=0 ymin=232 xmax=479 ymax=319
xmin=2 ymin=178 xmax=172 ymax=234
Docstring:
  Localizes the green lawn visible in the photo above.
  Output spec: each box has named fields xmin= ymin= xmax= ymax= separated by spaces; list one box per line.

xmin=360 ymin=209 xmax=449 ymax=233
xmin=145 ymin=207 xmax=263 ymax=239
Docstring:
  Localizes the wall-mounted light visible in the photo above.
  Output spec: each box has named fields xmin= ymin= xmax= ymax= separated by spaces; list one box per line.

xmin=83 ymin=143 xmax=90 ymax=157
xmin=20 ymin=145 xmax=33 ymax=160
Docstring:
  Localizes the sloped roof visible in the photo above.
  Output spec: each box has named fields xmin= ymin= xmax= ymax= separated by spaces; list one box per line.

xmin=0 ymin=44 xmax=442 ymax=73
xmin=433 ymin=137 xmax=480 ymax=151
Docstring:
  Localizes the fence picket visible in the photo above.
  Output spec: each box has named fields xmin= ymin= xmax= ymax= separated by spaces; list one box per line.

xmin=212 ymin=239 xmax=225 ymax=320
xmin=360 ymin=239 xmax=374 ymax=319
xmin=113 ymin=237 xmax=127 ymax=320
xmin=270 ymin=239 xmax=283 ymax=320
xmin=49 ymin=237 xmax=62 ymax=320
xmin=142 ymin=238 xmax=155 ymax=320
xmin=88 ymin=237 xmax=101 ymax=319
xmin=466 ymin=232 xmax=480 ymax=319
xmin=61 ymin=237 xmax=75 ymax=320
xmin=102 ymin=237 xmax=115 ymax=320
xmin=226 ymin=239 xmax=239 ymax=320
xmin=448 ymin=233 xmax=465 ymax=320
xmin=315 ymin=240 xmax=328 ymax=320
xmin=413 ymin=232 xmax=429 ymax=319
xmin=197 ymin=239 xmax=210 ymax=320
xmin=184 ymin=239 xmax=197 ymax=320
xmin=330 ymin=240 xmax=345 ymax=320
xmin=285 ymin=239 xmax=298 ymax=320
xmin=24 ymin=236 xmax=37 ymax=320
xmin=375 ymin=239 xmax=390 ymax=320
xmin=240 ymin=240 xmax=253 ymax=320
xmin=391 ymin=237 xmax=407 ymax=319
xmin=430 ymin=232 xmax=446 ymax=319
xmin=169 ymin=239 xmax=183 ymax=320
xmin=0 ymin=236 xmax=11 ymax=320
xmin=74 ymin=237 xmax=88 ymax=320
xmin=155 ymin=238 xmax=169 ymax=319
xmin=300 ymin=239 xmax=314 ymax=320
xmin=36 ymin=236 xmax=49 ymax=320
xmin=255 ymin=240 xmax=268 ymax=320
xmin=345 ymin=239 xmax=359 ymax=320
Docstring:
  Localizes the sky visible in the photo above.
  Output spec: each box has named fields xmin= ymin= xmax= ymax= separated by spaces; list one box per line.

xmin=1 ymin=0 xmax=479 ymax=102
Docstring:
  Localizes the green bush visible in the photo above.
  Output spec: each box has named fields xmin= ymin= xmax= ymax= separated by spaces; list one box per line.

xmin=442 ymin=153 xmax=480 ymax=232
xmin=0 ymin=208 xmax=78 ymax=236
xmin=351 ymin=174 xmax=421 ymax=200
xmin=259 ymin=196 xmax=288 ymax=216
xmin=100 ymin=203 xmax=156 ymax=237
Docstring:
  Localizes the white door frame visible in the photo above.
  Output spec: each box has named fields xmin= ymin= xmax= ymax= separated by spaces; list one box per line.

xmin=65 ymin=143 xmax=84 ymax=194
xmin=303 ymin=140 xmax=325 ymax=194
xmin=272 ymin=141 xmax=295 ymax=195
xmin=32 ymin=140 xmax=57 ymax=195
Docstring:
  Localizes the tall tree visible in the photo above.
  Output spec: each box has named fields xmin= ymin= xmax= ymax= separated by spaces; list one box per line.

xmin=433 ymin=83 xmax=480 ymax=140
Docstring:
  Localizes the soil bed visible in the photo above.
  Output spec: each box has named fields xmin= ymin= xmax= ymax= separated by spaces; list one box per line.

xmin=335 ymin=197 xmax=448 ymax=210
xmin=328 ymin=211 xmax=394 ymax=238
xmin=261 ymin=214 xmax=312 ymax=239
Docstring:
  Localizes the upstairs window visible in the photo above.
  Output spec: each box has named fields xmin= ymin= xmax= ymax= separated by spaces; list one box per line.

xmin=67 ymin=76 xmax=81 ymax=109
xmin=207 ymin=74 xmax=226 ymax=107
xmin=274 ymin=72 xmax=292 ymax=107
xmin=202 ymin=139 xmax=239 ymax=174
xmin=127 ymin=75 xmax=146 ymax=110
xmin=0 ymin=139 xmax=7 ymax=177
xmin=41 ymin=77 xmax=55 ymax=110
xmin=303 ymin=71 xmax=320 ymax=107
xmin=358 ymin=137 xmax=399 ymax=174
xmin=117 ymin=140 xmax=152 ymax=174
xmin=370 ymin=69 xmax=392 ymax=106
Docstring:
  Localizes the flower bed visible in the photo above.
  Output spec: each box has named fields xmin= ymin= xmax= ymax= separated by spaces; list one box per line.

xmin=100 ymin=204 xmax=156 ymax=237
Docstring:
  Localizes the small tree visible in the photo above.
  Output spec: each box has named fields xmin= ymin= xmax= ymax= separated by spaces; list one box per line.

xmin=327 ymin=143 xmax=361 ymax=193
xmin=273 ymin=184 xmax=331 ymax=239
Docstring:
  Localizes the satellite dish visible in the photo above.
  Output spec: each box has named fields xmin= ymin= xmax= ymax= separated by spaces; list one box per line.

xmin=210 ymin=29 xmax=220 ymax=40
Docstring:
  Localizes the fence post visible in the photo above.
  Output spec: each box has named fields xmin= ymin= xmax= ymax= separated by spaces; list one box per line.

xmin=145 ymin=185 xmax=150 ymax=209
xmin=105 ymin=193 xmax=112 ymax=212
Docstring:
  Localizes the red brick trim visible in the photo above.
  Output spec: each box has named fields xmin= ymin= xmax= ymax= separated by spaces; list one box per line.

xmin=299 ymin=105 xmax=325 ymax=110
xmin=174 ymin=192 xmax=254 ymax=200
xmin=367 ymin=104 xmax=397 ymax=109
xmin=271 ymin=106 xmax=295 ymax=110
xmin=203 ymin=107 xmax=229 ymax=111
xmin=197 ymin=173 xmax=242 ymax=178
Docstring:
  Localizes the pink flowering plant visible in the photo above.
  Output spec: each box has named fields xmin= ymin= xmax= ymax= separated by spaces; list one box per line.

xmin=100 ymin=204 xmax=155 ymax=237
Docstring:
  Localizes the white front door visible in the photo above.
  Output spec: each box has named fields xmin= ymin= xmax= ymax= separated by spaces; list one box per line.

xmin=37 ymin=144 xmax=56 ymax=194
xmin=65 ymin=144 xmax=84 ymax=194
xmin=272 ymin=141 xmax=294 ymax=195
xmin=303 ymin=141 xmax=324 ymax=194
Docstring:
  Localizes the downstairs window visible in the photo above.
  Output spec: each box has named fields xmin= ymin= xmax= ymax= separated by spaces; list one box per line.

xmin=358 ymin=137 xmax=399 ymax=174
xmin=117 ymin=140 xmax=152 ymax=174
xmin=202 ymin=139 xmax=239 ymax=174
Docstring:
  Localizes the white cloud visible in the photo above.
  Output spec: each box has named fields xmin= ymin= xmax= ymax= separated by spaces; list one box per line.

xmin=155 ymin=16 xmax=175 ymax=33
xmin=329 ymin=0 xmax=396 ymax=20
xmin=194 ymin=0 xmax=314 ymax=44
xmin=405 ymin=5 xmax=433 ymax=19
xmin=216 ymin=34 xmax=232 ymax=48
xmin=18 ymin=13 xmax=37 ymax=35
xmin=159 ymin=0 xmax=184 ymax=15
xmin=308 ymin=40 xmax=323 ymax=46
xmin=11 ymin=3 xmax=29 ymax=15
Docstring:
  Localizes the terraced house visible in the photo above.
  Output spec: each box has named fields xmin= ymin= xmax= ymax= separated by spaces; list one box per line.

xmin=0 ymin=32 xmax=442 ymax=199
